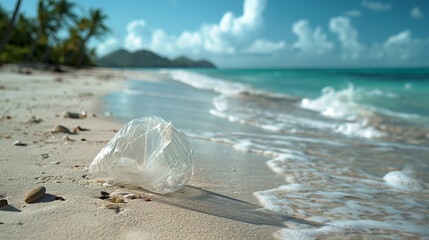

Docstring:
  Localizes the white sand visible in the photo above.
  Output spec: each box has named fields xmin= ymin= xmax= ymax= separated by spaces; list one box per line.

xmin=0 ymin=65 xmax=283 ymax=239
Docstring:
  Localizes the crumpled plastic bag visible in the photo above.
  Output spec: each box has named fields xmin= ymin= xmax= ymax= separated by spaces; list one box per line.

xmin=89 ymin=116 xmax=193 ymax=194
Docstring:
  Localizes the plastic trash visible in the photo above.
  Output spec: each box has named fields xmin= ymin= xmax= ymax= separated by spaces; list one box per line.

xmin=89 ymin=116 xmax=193 ymax=194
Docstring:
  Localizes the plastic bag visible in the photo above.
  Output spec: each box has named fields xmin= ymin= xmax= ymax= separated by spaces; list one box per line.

xmin=89 ymin=116 xmax=193 ymax=194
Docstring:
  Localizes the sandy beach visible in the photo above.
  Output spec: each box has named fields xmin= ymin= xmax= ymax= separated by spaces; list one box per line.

xmin=0 ymin=64 xmax=284 ymax=239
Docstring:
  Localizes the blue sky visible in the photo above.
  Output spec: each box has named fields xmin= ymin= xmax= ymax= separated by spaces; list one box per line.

xmin=3 ymin=0 xmax=429 ymax=67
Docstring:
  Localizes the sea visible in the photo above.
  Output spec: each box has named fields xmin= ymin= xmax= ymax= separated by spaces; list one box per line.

xmin=103 ymin=68 xmax=429 ymax=239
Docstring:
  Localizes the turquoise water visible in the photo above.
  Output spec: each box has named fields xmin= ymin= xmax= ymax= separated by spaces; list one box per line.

xmin=104 ymin=68 xmax=429 ymax=239
xmin=188 ymin=68 xmax=429 ymax=124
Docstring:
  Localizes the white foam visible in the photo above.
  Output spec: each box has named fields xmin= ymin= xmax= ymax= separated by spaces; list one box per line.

xmin=383 ymin=170 xmax=424 ymax=192
xmin=161 ymin=70 xmax=248 ymax=95
xmin=334 ymin=122 xmax=385 ymax=138
xmin=365 ymin=89 xmax=398 ymax=98
xmin=301 ymin=84 xmax=361 ymax=120
xmin=301 ymin=84 xmax=389 ymax=139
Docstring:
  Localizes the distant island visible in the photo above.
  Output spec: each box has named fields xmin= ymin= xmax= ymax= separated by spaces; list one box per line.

xmin=97 ymin=49 xmax=216 ymax=68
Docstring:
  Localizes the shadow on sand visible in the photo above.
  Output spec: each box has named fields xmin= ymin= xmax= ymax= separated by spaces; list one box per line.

xmin=151 ymin=185 xmax=318 ymax=227
xmin=0 ymin=205 xmax=21 ymax=212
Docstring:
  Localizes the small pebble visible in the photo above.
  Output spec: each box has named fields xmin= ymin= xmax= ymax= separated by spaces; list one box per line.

xmin=0 ymin=199 xmax=8 ymax=207
xmin=27 ymin=116 xmax=42 ymax=124
xmin=13 ymin=140 xmax=27 ymax=146
xmin=54 ymin=196 xmax=65 ymax=201
xmin=102 ymin=181 xmax=113 ymax=186
xmin=109 ymin=197 xmax=125 ymax=203
xmin=4 ymin=134 xmax=11 ymax=138
xmin=52 ymin=125 xmax=70 ymax=133
xmin=63 ymin=112 xmax=81 ymax=119
xmin=0 ymin=222 xmax=3 ymax=224
xmin=124 ymin=194 xmax=137 ymax=199
xmin=62 ymin=136 xmax=73 ymax=142
xmin=100 ymin=191 xmax=109 ymax=196
xmin=24 ymin=186 xmax=46 ymax=203
xmin=81 ymin=138 xmax=86 ymax=141
xmin=143 ymin=197 xmax=151 ymax=202
xmin=51 ymin=161 xmax=60 ymax=165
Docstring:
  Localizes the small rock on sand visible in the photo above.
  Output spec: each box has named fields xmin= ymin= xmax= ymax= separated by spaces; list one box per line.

xmin=13 ymin=140 xmax=27 ymax=146
xmin=27 ymin=116 xmax=43 ymax=124
xmin=64 ymin=111 xmax=87 ymax=119
xmin=63 ymin=112 xmax=81 ymax=119
xmin=52 ymin=124 xmax=71 ymax=133
xmin=0 ymin=199 xmax=8 ymax=207
xmin=24 ymin=186 xmax=46 ymax=203
xmin=62 ymin=136 xmax=73 ymax=142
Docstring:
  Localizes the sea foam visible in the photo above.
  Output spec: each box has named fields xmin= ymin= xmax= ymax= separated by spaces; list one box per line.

xmin=383 ymin=170 xmax=424 ymax=192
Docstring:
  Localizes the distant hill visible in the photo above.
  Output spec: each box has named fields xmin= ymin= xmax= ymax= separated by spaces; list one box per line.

xmin=97 ymin=49 xmax=216 ymax=68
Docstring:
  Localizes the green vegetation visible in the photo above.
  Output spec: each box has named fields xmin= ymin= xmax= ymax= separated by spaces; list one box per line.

xmin=98 ymin=49 xmax=216 ymax=68
xmin=0 ymin=0 xmax=109 ymax=67
xmin=0 ymin=0 xmax=214 ymax=68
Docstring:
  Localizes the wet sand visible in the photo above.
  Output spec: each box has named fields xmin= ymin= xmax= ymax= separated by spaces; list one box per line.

xmin=0 ymin=64 xmax=284 ymax=239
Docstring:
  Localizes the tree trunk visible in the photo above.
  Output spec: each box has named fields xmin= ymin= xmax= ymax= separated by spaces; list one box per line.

xmin=77 ymin=42 xmax=87 ymax=67
xmin=40 ymin=41 xmax=52 ymax=62
xmin=41 ymin=16 xmax=62 ymax=62
xmin=25 ymin=27 xmax=42 ymax=62
xmin=41 ymin=46 xmax=52 ymax=62
xmin=0 ymin=0 xmax=23 ymax=55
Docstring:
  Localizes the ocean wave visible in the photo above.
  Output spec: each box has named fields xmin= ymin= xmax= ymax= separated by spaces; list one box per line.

xmin=300 ymin=83 xmax=389 ymax=138
xmin=162 ymin=69 xmax=429 ymax=142
xmin=185 ymin=130 xmax=429 ymax=239
xmin=160 ymin=69 xmax=249 ymax=95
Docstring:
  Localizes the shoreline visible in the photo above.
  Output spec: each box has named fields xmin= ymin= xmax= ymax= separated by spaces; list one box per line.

xmin=0 ymin=64 xmax=283 ymax=239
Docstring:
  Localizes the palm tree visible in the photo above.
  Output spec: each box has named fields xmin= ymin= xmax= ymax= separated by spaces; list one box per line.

xmin=41 ymin=0 xmax=76 ymax=62
xmin=25 ymin=0 xmax=54 ymax=61
xmin=63 ymin=9 xmax=109 ymax=66
xmin=0 ymin=0 xmax=22 ymax=55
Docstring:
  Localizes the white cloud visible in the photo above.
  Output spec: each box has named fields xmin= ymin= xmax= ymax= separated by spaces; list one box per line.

xmin=292 ymin=20 xmax=333 ymax=55
xmin=329 ymin=16 xmax=364 ymax=59
xmin=151 ymin=29 xmax=177 ymax=54
xmin=122 ymin=0 xmax=273 ymax=57
xmin=243 ymin=39 xmax=285 ymax=54
xmin=411 ymin=7 xmax=424 ymax=19
xmin=345 ymin=10 xmax=361 ymax=17
xmin=124 ymin=20 xmax=152 ymax=51
xmin=96 ymin=37 xmax=120 ymax=56
xmin=382 ymin=30 xmax=423 ymax=60
xmin=361 ymin=0 xmax=392 ymax=11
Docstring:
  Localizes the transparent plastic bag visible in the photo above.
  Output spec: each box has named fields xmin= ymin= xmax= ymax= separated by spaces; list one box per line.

xmin=89 ymin=116 xmax=193 ymax=194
